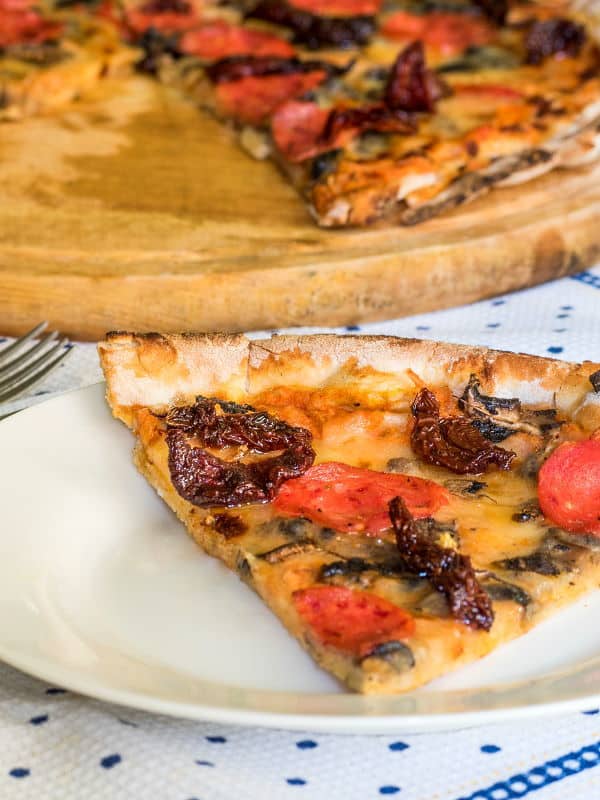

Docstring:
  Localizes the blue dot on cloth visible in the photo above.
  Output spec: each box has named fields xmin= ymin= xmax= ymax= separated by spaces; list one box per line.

xmin=556 ymin=313 xmax=570 ymax=319
xmin=345 ymin=325 xmax=361 ymax=332
xmin=205 ymin=736 xmax=227 ymax=744
xmin=100 ymin=754 xmax=122 ymax=769
xmin=561 ymin=305 xmax=573 ymax=310
xmin=286 ymin=778 xmax=307 ymax=786
xmin=195 ymin=760 xmax=215 ymax=767
xmin=487 ymin=323 xmax=501 ymax=328
xmin=379 ymin=785 xmax=401 ymax=795
xmin=9 ymin=769 xmax=30 ymax=779
xmin=388 ymin=742 xmax=410 ymax=752
xmin=547 ymin=346 xmax=564 ymax=354
xmin=481 ymin=744 xmax=502 ymax=754
xmin=491 ymin=299 xmax=506 ymax=306
xmin=583 ymin=709 xmax=599 ymax=715
xmin=45 ymin=688 xmax=66 ymax=695
xmin=296 ymin=740 xmax=318 ymax=750
xmin=416 ymin=325 xmax=430 ymax=331
xmin=29 ymin=714 xmax=48 ymax=726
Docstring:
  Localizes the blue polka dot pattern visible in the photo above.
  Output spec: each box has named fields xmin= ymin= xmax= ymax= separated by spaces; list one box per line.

xmin=29 ymin=714 xmax=48 ymax=725
xmin=583 ymin=709 xmax=599 ymax=715
xmin=547 ymin=346 xmax=564 ymax=354
xmin=481 ymin=745 xmax=501 ymax=754
xmin=205 ymin=736 xmax=227 ymax=744
xmin=388 ymin=742 xmax=410 ymax=752
xmin=571 ymin=271 xmax=600 ymax=289
xmin=195 ymin=760 xmax=215 ymax=767
xmin=286 ymin=777 xmax=307 ymax=786
xmin=9 ymin=769 xmax=30 ymax=779
xmin=486 ymin=323 xmax=501 ymax=329
xmin=379 ymin=785 xmax=401 ymax=794
xmin=491 ymin=299 xmax=506 ymax=305
xmin=100 ymin=754 xmax=122 ymax=769
xmin=345 ymin=325 xmax=361 ymax=332
xmin=296 ymin=740 xmax=318 ymax=750
xmin=416 ymin=325 xmax=430 ymax=331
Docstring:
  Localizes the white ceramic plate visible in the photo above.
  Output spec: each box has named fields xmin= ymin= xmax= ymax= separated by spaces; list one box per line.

xmin=1 ymin=384 xmax=600 ymax=734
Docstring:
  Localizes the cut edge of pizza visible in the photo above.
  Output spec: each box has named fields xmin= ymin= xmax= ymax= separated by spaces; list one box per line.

xmin=98 ymin=332 xmax=600 ymax=694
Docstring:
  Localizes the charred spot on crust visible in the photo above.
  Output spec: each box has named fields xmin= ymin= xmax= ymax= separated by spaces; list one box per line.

xmin=166 ymin=396 xmax=315 ymax=507
xmin=526 ymin=18 xmax=586 ymax=66
xmin=246 ymin=0 xmax=375 ymax=49
xmin=411 ymin=387 xmax=515 ymax=475
xmin=590 ymin=369 xmax=600 ymax=392
xmin=359 ymin=640 xmax=415 ymax=672
xmin=213 ymin=513 xmax=247 ymax=539
xmin=390 ymin=496 xmax=494 ymax=630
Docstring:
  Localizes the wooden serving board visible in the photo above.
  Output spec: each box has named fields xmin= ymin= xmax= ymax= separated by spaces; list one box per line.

xmin=1 ymin=75 xmax=600 ymax=341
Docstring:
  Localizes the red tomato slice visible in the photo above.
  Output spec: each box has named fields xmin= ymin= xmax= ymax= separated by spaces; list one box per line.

xmin=125 ymin=4 xmax=200 ymax=35
xmin=289 ymin=0 xmax=381 ymax=15
xmin=454 ymin=84 xmax=524 ymax=100
xmin=381 ymin=11 xmax=494 ymax=56
xmin=180 ymin=21 xmax=295 ymax=60
xmin=538 ymin=439 xmax=600 ymax=535
xmin=215 ymin=71 xmax=326 ymax=126
xmin=273 ymin=461 xmax=450 ymax=534
xmin=0 ymin=9 xmax=62 ymax=47
xmin=293 ymin=585 xmax=415 ymax=656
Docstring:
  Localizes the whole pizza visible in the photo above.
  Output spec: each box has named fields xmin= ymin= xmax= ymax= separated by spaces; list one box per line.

xmin=2 ymin=0 xmax=600 ymax=227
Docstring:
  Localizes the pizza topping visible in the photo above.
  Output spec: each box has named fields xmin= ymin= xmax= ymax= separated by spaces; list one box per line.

xmin=288 ymin=0 xmax=381 ymax=15
xmin=437 ymin=45 xmax=519 ymax=74
xmin=479 ymin=574 xmax=531 ymax=607
xmin=389 ymin=496 xmax=494 ymax=630
xmin=411 ymin=388 xmax=515 ymax=475
xmin=259 ymin=540 xmax=318 ymax=563
xmin=359 ymin=639 xmax=415 ymax=671
xmin=472 ymin=0 xmax=507 ymax=27
xmin=537 ymin=439 xmax=600 ymax=535
xmin=247 ymin=0 xmax=375 ymax=50
xmin=213 ymin=513 xmax=247 ymax=539
xmin=0 ymin=7 xmax=63 ymax=47
xmin=179 ymin=22 xmax=296 ymax=60
xmin=292 ymin=584 xmax=415 ymax=656
xmin=273 ymin=461 xmax=450 ymax=534
xmin=205 ymin=55 xmax=349 ymax=85
xmin=125 ymin=0 xmax=199 ymax=36
xmin=166 ymin=397 xmax=315 ymax=507
xmin=590 ymin=369 xmax=600 ymax=392
xmin=525 ymin=19 xmax=586 ymax=66
xmin=136 ymin=28 xmax=181 ymax=74
xmin=215 ymin=72 xmax=329 ymax=125
xmin=459 ymin=375 xmax=561 ymax=443
xmin=444 ymin=478 xmax=487 ymax=496
xmin=381 ymin=10 xmax=494 ymax=57
xmin=511 ymin=499 xmax=542 ymax=524
xmin=272 ymin=100 xmax=415 ymax=163
xmin=494 ymin=529 xmax=580 ymax=576
xmin=384 ymin=41 xmax=448 ymax=113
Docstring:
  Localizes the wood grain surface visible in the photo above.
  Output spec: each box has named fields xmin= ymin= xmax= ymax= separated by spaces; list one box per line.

xmin=1 ymin=75 xmax=599 ymax=341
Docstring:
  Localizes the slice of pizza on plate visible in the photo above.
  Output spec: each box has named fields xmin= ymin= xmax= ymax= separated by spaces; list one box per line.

xmin=98 ymin=332 xmax=600 ymax=693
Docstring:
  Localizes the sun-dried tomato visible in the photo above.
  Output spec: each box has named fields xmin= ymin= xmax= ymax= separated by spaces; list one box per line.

xmin=389 ymin=496 xmax=494 ymax=630
xmin=247 ymin=0 xmax=375 ymax=49
xmin=138 ymin=0 xmax=191 ymax=12
xmin=166 ymin=397 xmax=315 ymax=508
xmin=384 ymin=41 xmax=447 ymax=113
xmin=525 ymin=18 xmax=586 ymax=65
xmin=320 ymin=104 xmax=415 ymax=142
xmin=205 ymin=55 xmax=349 ymax=84
xmin=410 ymin=388 xmax=515 ymax=475
xmin=472 ymin=0 xmax=507 ymax=26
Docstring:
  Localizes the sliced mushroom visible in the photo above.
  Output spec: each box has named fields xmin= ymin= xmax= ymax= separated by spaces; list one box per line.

xmin=386 ymin=457 xmax=417 ymax=474
xmin=359 ymin=640 xmax=415 ymax=672
xmin=511 ymin=499 xmax=542 ymax=523
xmin=479 ymin=574 xmax=532 ymax=607
xmin=318 ymin=556 xmax=415 ymax=588
xmin=259 ymin=540 xmax=319 ymax=564
xmin=459 ymin=375 xmax=561 ymax=442
xmin=493 ymin=530 xmax=582 ymax=576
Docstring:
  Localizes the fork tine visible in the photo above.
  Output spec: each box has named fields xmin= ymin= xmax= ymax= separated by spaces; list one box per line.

xmin=0 ymin=322 xmax=48 ymax=366
xmin=0 ymin=331 xmax=59 ymax=381
xmin=0 ymin=346 xmax=72 ymax=405
xmin=0 ymin=340 xmax=70 ymax=395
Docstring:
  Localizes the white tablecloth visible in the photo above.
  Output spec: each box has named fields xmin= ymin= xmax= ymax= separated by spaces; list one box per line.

xmin=1 ymin=266 xmax=599 ymax=800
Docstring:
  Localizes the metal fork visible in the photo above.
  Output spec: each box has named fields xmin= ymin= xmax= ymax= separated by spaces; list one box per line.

xmin=0 ymin=322 xmax=73 ymax=413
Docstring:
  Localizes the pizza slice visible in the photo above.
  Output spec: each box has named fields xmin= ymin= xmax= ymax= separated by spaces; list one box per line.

xmin=98 ymin=332 xmax=600 ymax=694
xmin=0 ymin=0 xmax=138 ymax=120
xmin=124 ymin=0 xmax=600 ymax=226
